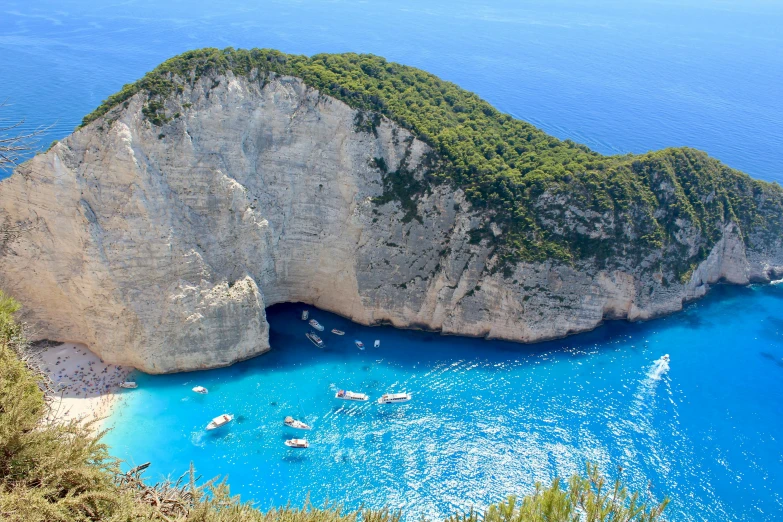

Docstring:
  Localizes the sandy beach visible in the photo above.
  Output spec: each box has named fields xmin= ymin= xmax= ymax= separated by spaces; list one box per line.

xmin=34 ymin=342 xmax=133 ymax=431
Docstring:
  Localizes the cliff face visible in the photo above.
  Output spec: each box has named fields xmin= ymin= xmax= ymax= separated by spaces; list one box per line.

xmin=1 ymin=72 xmax=782 ymax=373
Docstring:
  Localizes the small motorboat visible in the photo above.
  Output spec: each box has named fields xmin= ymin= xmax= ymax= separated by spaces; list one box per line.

xmin=374 ymin=340 xmax=380 ymax=348
xmin=309 ymin=319 xmax=324 ymax=331
xmin=662 ymin=354 xmax=670 ymax=362
xmin=355 ymin=340 xmax=365 ymax=350
xmin=284 ymin=416 xmax=312 ymax=430
xmin=285 ymin=438 xmax=309 ymax=448
xmin=335 ymin=389 xmax=369 ymax=401
xmin=378 ymin=392 xmax=412 ymax=404
xmin=301 ymin=310 xmax=309 ymax=320
xmin=206 ymin=413 xmax=234 ymax=431
xmin=331 ymin=329 xmax=345 ymax=335
xmin=192 ymin=386 xmax=208 ymax=394
xmin=306 ymin=332 xmax=325 ymax=348
xmin=120 ymin=382 xmax=138 ymax=389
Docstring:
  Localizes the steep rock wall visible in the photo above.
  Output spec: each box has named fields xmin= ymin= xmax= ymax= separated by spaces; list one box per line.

xmin=1 ymin=73 xmax=781 ymax=373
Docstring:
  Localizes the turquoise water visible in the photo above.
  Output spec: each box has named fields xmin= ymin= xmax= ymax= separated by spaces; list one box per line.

xmin=3 ymin=1 xmax=783 ymax=519
xmin=105 ymin=285 xmax=783 ymax=521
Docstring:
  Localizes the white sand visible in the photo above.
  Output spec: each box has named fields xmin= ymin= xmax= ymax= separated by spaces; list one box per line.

xmin=35 ymin=342 xmax=132 ymax=431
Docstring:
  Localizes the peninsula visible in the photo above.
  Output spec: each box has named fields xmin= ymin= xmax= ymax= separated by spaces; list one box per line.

xmin=0 ymin=48 xmax=781 ymax=373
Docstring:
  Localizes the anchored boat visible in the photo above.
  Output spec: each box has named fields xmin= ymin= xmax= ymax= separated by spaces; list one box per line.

xmin=378 ymin=392 xmax=412 ymax=404
xmin=301 ymin=310 xmax=309 ymax=320
xmin=192 ymin=386 xmax=208 ymax=394
xmin=206 ymin=413 xmax=233 ymax=431
xmin=331 ymin=329 xmax=345 ymax=335
xmin=309 ymin=319 xmax=324 ymax=331
xmin=336 ymin=389 xmax=369 ymax=401
xmin=120 ymin=382 xmax=137 ymax=389
xmin=374 ymin=340 xmax=380 ymax=348
xmin=354 ymin=340 xmax=365 ymax=350
xmin=284 ymin=416 xmax=312 ymax=430
xmin=306 ymin=332 xmax=325 ymax=348
xmin=285 ymin=438 xmax=309 ymax=448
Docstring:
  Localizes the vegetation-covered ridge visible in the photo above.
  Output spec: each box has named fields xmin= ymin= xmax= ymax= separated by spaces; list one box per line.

xmin=81 ymin=48 xmax=783 ymax=278
xmin=0 ymin=293 xmax=669 ymax=522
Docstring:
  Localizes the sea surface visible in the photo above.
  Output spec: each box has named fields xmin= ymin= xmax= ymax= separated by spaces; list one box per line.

xmin=3 ymin=0 xmax=783 ymax=520
xmin=104 ymin=286 xmax=783 ymax=521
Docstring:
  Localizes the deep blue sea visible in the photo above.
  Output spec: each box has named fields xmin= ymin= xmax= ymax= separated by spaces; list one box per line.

xmin=2 ymin=1 xmax=783 ymax=520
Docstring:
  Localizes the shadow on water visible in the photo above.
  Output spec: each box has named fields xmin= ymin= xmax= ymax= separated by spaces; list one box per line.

xmin=130 ymin=284 xmax=783 ymax=385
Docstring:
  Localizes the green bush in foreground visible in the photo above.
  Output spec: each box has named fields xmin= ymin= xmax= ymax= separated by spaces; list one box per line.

xmin=0 ymin=292 xmax=668 ymax=521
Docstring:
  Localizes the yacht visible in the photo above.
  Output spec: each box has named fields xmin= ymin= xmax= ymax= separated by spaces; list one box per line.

xmin=331 ymin=329 xmax=345 ymax=335
xmin=306 ymin=332 xmax=325 ymax=348
xmin=378 ymin=392 xmax=412 ymax=404
xmin=285 ymin=438 xmax=309 ymax=448
xmin=192 ymin=386 xmax=208 ymax=394
xmin=206 ymin=413 xmax=234 ymax=431
xmin=301 ymin=310 xmax=309 ymax=320
xmin=355 ymin=340 xmax=365 ymax=350
xmin=284 ymin=416 xmax=312 ymax=430
xmin=120 ymin=382 xmax=137 ymax=389
xmin=374 ymin=340 xmax=380 ymax=348
xmin=309 ymin=319 xmax=324 ymax=331
xmin=335 ymin=389 xmax=369 ymax=401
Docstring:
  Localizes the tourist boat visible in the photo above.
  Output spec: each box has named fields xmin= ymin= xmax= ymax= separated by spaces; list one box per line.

xmin=309 ymin=319 xmax=324 ymax=331
xmin=206 ymin=413 xmax=233 ymax=431
xmin=374 ymin=340 xmax=380 ymax=348
xmin=301 ymin=310 xmax=309 ymax=320
xmin=120 ymin=381 xmax=137 ymax=389
xmin=284 ymin=416 xmax=312 ymax=430
xmin=331 ymin=329 xmax=345 ymax=335
xmin=336 ymin=389 xmax=369 ymax=401
xmin=284 ymin=438 xmax=309 ymax=448
xmin=378 ymin=392 xmax=412 ymax=404
xmin=306 ymin=332 xmax=325 ymax=348
xmin=355 ymin=340 xmax=365 ymax=350
xmin=192 ymin=386 xmax=208 ymax=394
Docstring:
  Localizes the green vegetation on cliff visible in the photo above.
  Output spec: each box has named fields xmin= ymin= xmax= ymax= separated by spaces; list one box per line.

xmin=80 ymin=48 xmax=783 ymax=278
xmin=0 ymin=293 xmax=668 ymax=521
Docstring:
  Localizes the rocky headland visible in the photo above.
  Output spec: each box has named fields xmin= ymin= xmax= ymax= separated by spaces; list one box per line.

xmin=1 ymin=48 xmax=781 ymax=373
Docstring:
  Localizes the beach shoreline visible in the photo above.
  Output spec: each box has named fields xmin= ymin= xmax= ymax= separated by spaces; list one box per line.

xmin=34 ymin=342 xmax=133 ymax=433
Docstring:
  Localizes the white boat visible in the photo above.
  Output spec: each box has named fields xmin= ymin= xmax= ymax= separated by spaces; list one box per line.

xmin=309 ymin=319 xmax=324 ymax=331
xmin=206 ymin=413 xmax=234 ymax=431
xmin=284 ymin=416 xmax=312 ymax=430
xmin=192 ymin=386 xmax=208 ymax=394
xmin=378 ymin=392 xmax=412 ymax=404
xmin=355 ymin=340 xmax=365 ymax=350
xmin=306 ymin=332 xmax=325 ymax=348
xmin=120 ymin=382 xmax=137 ymax=389
xmin=374 ymin=340 xmax=380 ymax=348
xmin=335 ymin=389 xmax=369 ymax=401
xmin=662 ymin=354 xmax=670 ymax=362
xmin=301 ymin=310 xmax=309 ymax=320
xmin=331 ymin=329 xmax=345 ymax=335
xmin=285 ymin=438 xmax=309 ymax=448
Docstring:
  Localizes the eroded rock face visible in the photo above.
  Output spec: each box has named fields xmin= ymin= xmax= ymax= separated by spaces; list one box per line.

xmin=1 ymin=73 xmax=781 ymax=373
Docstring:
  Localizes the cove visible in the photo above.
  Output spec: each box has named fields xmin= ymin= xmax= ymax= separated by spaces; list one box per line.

xmin=104 ymin=284 xmax=783 ymax=521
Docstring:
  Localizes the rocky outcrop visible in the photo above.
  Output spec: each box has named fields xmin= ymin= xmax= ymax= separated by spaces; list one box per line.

xmin=1 ymin=72 xmax=781 ymax=373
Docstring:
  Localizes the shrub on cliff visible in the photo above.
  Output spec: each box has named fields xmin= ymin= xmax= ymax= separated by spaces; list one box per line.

xmin=0 ymin=294 xmax=667 ymax=521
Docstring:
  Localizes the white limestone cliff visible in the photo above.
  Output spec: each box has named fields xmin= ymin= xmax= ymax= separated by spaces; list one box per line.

xmin=0 ymin=72 xmax=781 ymax=373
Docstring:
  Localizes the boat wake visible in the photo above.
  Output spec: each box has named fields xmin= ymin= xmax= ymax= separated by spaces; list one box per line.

xmin=647 ymin=354 xmax=670 ymax=381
